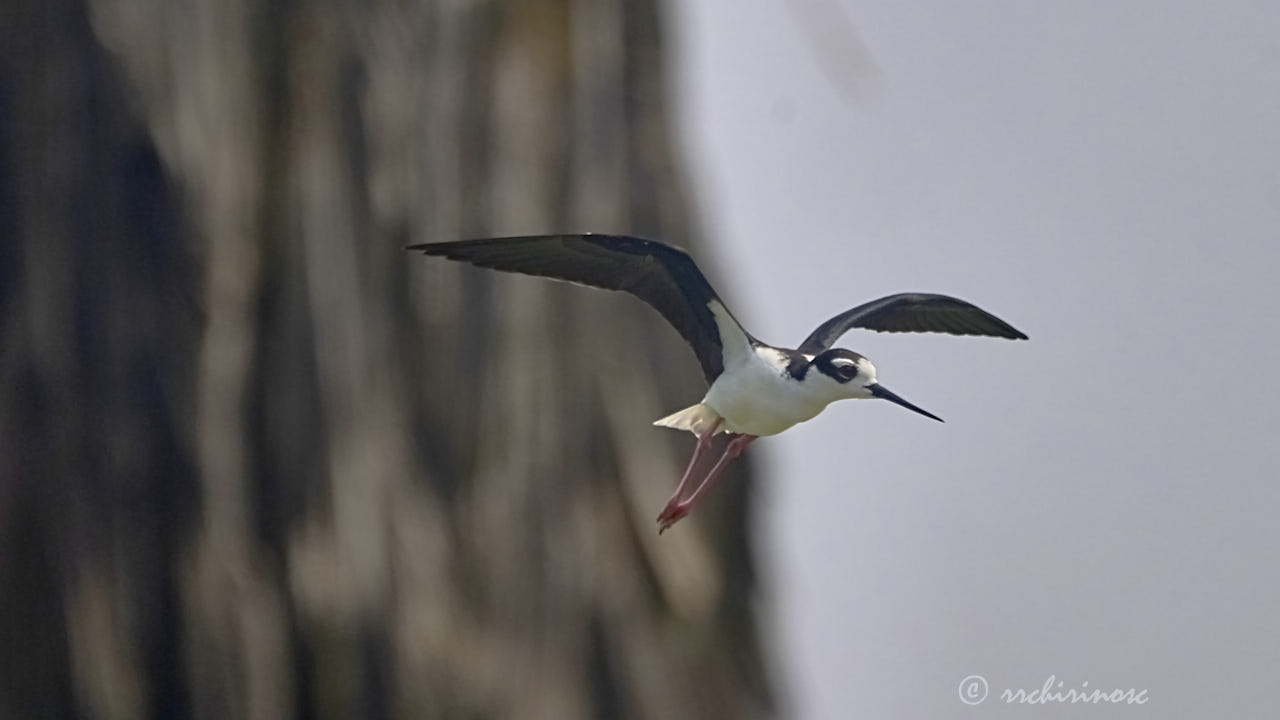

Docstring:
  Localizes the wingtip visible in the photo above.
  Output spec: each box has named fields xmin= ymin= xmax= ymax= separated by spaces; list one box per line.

xmin=998 ymin=324 xmax=1029 ymax=341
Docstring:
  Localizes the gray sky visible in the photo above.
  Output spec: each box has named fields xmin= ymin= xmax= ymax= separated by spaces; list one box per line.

xmin=670 ymin=1 xmax=1280 ymax=717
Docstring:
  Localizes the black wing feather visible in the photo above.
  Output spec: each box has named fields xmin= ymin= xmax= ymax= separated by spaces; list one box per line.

xmin=408 ymin=234 xmax=736 ymax=382
xmin=798 ymin=292 xmax=1027 ymax=354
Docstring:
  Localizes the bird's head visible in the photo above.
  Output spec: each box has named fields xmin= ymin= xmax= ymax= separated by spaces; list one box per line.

xmin=811 ymin=348 xmax=944 ymax=422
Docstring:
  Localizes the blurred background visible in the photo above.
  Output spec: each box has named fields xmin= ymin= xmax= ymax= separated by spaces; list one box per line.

xmin=4 ymin=0 xmax=1280 ymax=719
xmin=1 ymin=0 xmax=765 ymax=718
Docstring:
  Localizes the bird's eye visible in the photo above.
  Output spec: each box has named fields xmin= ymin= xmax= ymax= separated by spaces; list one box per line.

xmin=830 ymin=358 xmax=858 ymax=379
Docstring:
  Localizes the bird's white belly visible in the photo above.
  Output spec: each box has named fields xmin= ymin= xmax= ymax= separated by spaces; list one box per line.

xmin=702 ymin=350 xmax=833 ymax=436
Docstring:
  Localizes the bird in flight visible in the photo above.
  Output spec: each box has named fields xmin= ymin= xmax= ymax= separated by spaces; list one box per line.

xmin=409 ymin=234 xmax=1026 ymax=532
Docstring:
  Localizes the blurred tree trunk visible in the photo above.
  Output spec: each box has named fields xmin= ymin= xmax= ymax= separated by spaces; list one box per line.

xmin=0 ymin=0 xmax=771 ymax=719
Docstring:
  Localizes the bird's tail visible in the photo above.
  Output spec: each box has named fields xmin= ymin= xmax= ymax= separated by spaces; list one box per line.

xmin=652 ymin=403 xmax=725 ymax=437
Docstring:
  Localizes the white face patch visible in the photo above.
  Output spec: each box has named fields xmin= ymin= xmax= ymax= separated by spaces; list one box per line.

xmin=857 ymin=358 xmax=877 ymax=385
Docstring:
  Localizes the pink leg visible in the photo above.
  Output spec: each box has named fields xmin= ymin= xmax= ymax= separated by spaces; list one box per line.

xmin=657 ymin=433 xmax=757 ymax=533
xmin=658 ymin=417 xmax=723 ymax=521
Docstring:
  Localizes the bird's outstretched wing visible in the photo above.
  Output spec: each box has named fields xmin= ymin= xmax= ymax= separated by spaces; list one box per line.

xmin=408 ymin=234 xmax=747 ymax=382
xmin=797 ymin=293 xmax=1028 ymax=353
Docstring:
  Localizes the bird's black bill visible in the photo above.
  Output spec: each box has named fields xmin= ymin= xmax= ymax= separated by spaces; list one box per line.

xmin=868 ymin=384 xmax=944 ymax=423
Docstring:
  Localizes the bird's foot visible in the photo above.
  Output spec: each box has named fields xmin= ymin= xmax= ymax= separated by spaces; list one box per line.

xmin=656 ymin=502 xmax=691 ymax=534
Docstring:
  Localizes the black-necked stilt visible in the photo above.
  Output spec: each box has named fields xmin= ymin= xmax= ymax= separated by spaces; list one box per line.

xmin=409 ymin=234 xmax=1026 ymax=532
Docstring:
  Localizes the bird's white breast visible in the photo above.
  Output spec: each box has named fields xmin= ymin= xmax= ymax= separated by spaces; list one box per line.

xmin=702 ymin=346 xmax=837 ymax=436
